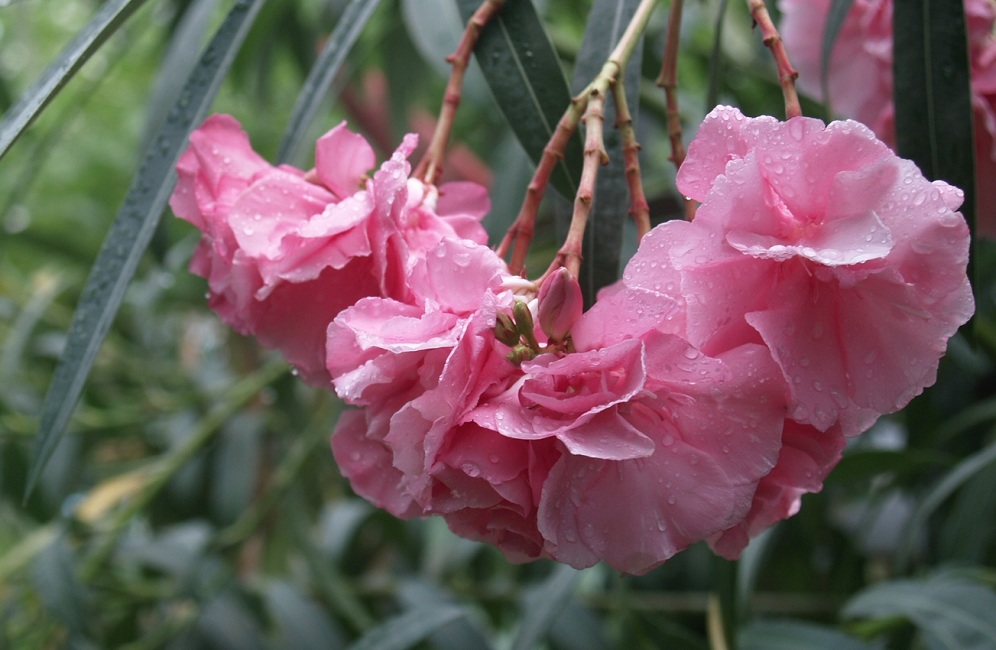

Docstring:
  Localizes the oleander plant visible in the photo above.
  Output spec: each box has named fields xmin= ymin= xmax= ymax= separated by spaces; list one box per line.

xmin=1 ymin=0 xmax=995 ymax=648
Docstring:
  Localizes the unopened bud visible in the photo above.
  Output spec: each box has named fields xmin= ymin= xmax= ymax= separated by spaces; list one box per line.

xmin=512 ymin=300 xmax=539 ymax=349
xmin=538 ymin=267 xmax=583 ymax=344
xmin=493 ymin=312 xmax=520 ymax=347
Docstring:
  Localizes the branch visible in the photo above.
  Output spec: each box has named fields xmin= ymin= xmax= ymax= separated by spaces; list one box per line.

xmin=615 ymin=79 xmax=651 ymax=239
xmin=746 ymin=0 xmax=802 ymax=119
xmin=413 ymin=0 xmax=506 ymax=185
xmin=657 ymin=0 xmax=696 ymax=220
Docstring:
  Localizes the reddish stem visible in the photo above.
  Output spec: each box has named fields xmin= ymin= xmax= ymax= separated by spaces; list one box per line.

xmin=746 ymin=0 xmax=802 ymax=119
xmin=414 ymin=0 xmax=506 ymax=185
xmin=614 ymin=80 xmax=651 ymax=239
xmin=551 ymin=85 xmax=610 ymax=278
xmin=497 ymin=100 xmax=585 ymax=276
xmin=656 ymin=0 xmax=696 ymax=220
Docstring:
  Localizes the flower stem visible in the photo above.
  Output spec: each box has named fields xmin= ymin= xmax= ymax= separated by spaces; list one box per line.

xmin=657 ymin=0 xmax=696 ymax=220
xmin=414 ymin=0 xmax=506 ymax=185
xmin=502 ymin=0 xmax=660 ymax=277
xmin=614 ymin=79 xmax=652 ymax=239
xmin=498 ymin=99 xmax=586 ymax=276
xmin=746 ymin=0 xmax=802 ymax=119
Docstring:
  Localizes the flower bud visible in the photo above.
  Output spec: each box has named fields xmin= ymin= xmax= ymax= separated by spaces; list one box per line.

xmin=493 ymin=312 xmax=520 ymax=347
xmin=538 ymin=268 xmax=583 ymax=344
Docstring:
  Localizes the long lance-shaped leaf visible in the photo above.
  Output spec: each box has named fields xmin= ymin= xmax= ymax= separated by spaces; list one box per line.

xmin=25 ymin=0 xmax=268 ymax=500
xmin=277 ymin=0 xmax=383 ymax=164
xmin=893 ymin=0 xmax=975 ymax=236
xmin=455 ymin=0 xmax=584 ymax=200
xmin=569 ymin=0 xmax=643 ymax=302
xmin=0 ymin=0 xmax=152 ymax=161
xmin=842 ymin=570 xmax=996 ymax=650
xmin=347 ymin=606 xmax=465 ymax=650
xmin=820 ymin=0 xmax=855 ymax=116
xmin=706 ymin=0 xmax=731 ymax=111
xmin=512 ymin=564 xmax=579 ymax=650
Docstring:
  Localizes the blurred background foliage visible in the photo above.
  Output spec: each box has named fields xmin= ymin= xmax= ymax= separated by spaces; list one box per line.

xmin=0 ymin=0 xmax=994 ymax=648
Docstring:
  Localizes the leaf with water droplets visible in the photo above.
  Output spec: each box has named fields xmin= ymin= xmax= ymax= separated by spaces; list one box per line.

xmin=455 ymin=0 xmax=583 ymax=200
xmin=0 ymin=0 xmax=151 ymax=162
xmin=25 ymin=0 xmax=268 ymax=501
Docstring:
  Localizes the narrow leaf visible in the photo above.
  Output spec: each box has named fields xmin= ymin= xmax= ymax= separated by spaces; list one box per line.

xmin=820 ymin=0 xmax=855 ymax=115
xmin=512 ymin=564 xmax=579 ymax=650
xmin=455 ymin=0 xmax=583 ymax=200
xmin=0 ymin=0 xmax=151 ymax=161
xmin=569 ymin=0 xmax=643 ymax=301
xmin=25 ymin=0 xmax=268 ymax=500
xmin=740 ymin=619 xmax=876 ymax=650
xmin=347 ymin=606 xmax=465 ymax=650
xmin=139 ymin=0 xmax=219 ymax=153
xmin=706 ymin=0 xmax=731 ymax=111
xmin=895 ymin=440 xmax=996 ymax=571
xmin=265 ymin=581 xmax=347 ymax=650
xmin=842 ymin=571 xmax=996 ymax=650
xmin=277 ymin=0 xmax=383 ymax=164
xmin=893 ymin=0 xmax=975 ymax=235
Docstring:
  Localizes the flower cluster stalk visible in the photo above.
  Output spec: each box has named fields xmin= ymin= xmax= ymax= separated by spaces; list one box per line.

xmin=657 ymin=0 xmax=696 ymax=220
xmin=503 ymin=0 xmax=660 ymax=279
xmin=746 ymin=0 xmax=802 ymax=119
xmin=414 ymin=0 xmax=506 ymax=185
xmin=614 ymin=79 xmax=652 ymax=239
xmin=497 ymin=100 xmax=586 ymax=275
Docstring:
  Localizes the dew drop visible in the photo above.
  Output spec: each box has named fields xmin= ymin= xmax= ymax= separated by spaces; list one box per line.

xmin=667 ymin=494 xmax=677 ymax=505
xmin=462 ymin=462 xmax=480 ymax=478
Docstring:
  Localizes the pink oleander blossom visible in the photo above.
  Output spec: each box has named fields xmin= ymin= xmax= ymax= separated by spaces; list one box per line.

xmin=170 ymin=115 xmax=490 ymax=386
xmin=664 ymin=106 xmax=974 ymax=436
xmin=779 ymin=0 xmax=996 ymax=238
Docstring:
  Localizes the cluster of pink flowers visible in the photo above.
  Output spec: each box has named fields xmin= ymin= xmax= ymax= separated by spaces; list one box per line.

xmin=171 ymin=105 xmax=972 ymax=575
xmin=779 ymin=0 xmax=996 ymax=238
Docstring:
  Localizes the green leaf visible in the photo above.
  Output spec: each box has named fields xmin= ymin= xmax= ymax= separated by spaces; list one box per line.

xmin=893 ymin=1 xmax=975 ymax=236
xmin=706 ymin=0 xmax=731 ymax=111
xmin=346 ymin=606 xmax=465 ymax=650
xmin=842 ymin=570 xmax=996 ymax=650
xmin=455 ymin=0 xmax=583 ymax=200
xmin=825 ymin=448 xmax=951 ymax=486
xmin=820 ymin=0 xmax=855 ymax=115
xmin=139 ymin=0 xmax=219 ymax=153
xmin=569 ymin=0 xmax=644 ymax=301
xmin=277 ymin=0 xmax=383 ymax=164
xmin=895 ymin=439 xmax=996 ymax=571
xmin=32 ymin=533 xmax=92 ymax=639
xmin=512 ymin=564 xmax=579 ymax=650
xmin=265 ymin=581 xmax=347 ymax=650
xmin=25 ymin=0 xmax=269 ymax=501
xmin=740 ymin=619 xmax=876 ymax=650
xmin=0 ymin=0 xmax=151 ymax=161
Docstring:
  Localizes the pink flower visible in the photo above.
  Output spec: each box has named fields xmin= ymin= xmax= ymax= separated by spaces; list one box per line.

xmin=539 ymin=344 xmax=786 ymax=573
xmin=779 ymin=0 xmax=996 ymax=238
xmin=666 ymin=106 xmax=974 ymax=435
xmin=170 ymin=115 xmax=491 ymax=385
xmin=708 ymin=420 xmax=846 ymax=558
